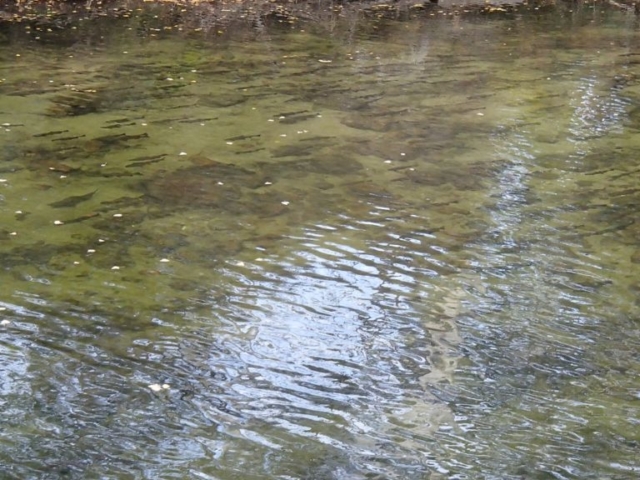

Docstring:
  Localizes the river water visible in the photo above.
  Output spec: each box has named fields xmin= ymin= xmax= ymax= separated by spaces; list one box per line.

xmin=0 ymin=2 xmax=639 ymax=478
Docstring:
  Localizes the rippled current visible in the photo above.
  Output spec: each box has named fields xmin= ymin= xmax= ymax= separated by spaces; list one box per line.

xmin=1 ymin=2 xmax=640 ymax=478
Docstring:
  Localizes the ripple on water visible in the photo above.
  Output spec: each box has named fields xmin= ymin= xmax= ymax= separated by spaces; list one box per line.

xmin=0 ymin=210 xmax=473 ymax=477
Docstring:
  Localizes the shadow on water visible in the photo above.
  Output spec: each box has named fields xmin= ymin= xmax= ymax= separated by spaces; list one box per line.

xmin=1 ymin=2 xmax=640 ymax=478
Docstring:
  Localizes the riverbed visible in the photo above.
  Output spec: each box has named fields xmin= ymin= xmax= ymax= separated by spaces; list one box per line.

xmin=0 ymin=2 xmax=639 ymax=478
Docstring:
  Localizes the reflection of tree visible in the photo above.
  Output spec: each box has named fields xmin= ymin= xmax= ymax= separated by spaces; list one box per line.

xmin=459 ymin=17 xmax=640 ymax=477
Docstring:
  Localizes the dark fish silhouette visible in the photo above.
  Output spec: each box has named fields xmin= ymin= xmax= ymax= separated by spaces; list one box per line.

xmin=126 ymin=154 xmax=167 ymax=168
xmin=105 ymin=117 xmax=132 ymax=124
xmin=52 ymin=135 xmax=86 ymax=142
xmin=49 ymin=190 xmax=98 ymax=208
xmin=279 ymin=114 xmax=319 ymax=125
xmin=33 ymin=130 xmax=70 ymax=138
xmin=274 ymin=109 xmax=309 ymax=117
xmin=178 ymin=117 xmax=218 ymax=124
xmin=224 ymin=134 xmax=261 ymax=142
xmin=102 ymin=122 xmax=136 ymax=129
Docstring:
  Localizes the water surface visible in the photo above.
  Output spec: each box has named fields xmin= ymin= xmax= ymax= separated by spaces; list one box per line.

xmin=1 ymin=3 xmax=640 ymax=478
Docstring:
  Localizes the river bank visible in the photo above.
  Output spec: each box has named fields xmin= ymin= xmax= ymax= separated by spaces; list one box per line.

xmin=0 ymin=0 xmax=558 ymax=32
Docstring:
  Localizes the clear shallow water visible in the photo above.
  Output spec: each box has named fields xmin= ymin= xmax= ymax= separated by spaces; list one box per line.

xmin=1 ymin=3 xmax=640 ymax=478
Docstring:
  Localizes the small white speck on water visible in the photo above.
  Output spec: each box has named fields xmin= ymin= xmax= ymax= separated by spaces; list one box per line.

xmin=477 ymin=112 xmax=484 ymax=116
xmin=236 ymin=261 xmax=245 ymax=267
xmin=113 ymin=213 xmax=123 ymax=218
xmin=400 ymin=152 xmax=406 ymax=156
xmin=217 ymin=181 xmax=224 ymax=185
xmin=9 ymin=232 xmax=17 ymax=236
xmin=316 ymin=114 xmax=322 ymax=118
xmin=200 ymin=123 xmax=205 ymax=126
xmin=191 ymin=69 xmax=197 ymax=73
xmin=267 ymin=119 xmax=275 ymax=123
xmin=160 ymin=258 xmax=170 ymax=263
xmin=54 ymin=220 xmax=64 ymax=225
xmin=226 ymin=142 xmax=233 ymax=145
xmin=281 ymin=201 xmax=290 ymax=206
xmin=279 ymin=116 xmax=286 ymax=119
xmin=101 ymin=163 xmax=107 ymax=167
xmin=409 ymin=168 xmax=415 ymax=171
xmin=60 ymin=175 xmax=67 ymax=179
xmin=179 ymin=152 xmax=187 ymax=156
xmin=0 ymin=179 xmax=7 ymax=183
xmin=166 ymin=77 xmax=173 ymax=81
xmin=161 ymin=384 xmax=170 ymax=390
xmin=264 ymin=181 xmax=272 ymax=185
xmin=318 ymin=59 xmax=332 ymax=63
xmin=111 ymin=266 xmax=120 ymax=270
xmin=280 ymin=134 xmax=287 ymax=137
xmin=15 ymin=210 xmax=22 ymax=214
xmin=141 ymin=123 xmax=148 ymax=126
xmin=148 ymin=384 xmax=162 ymax=392
xmin=87 ymin=249 xmax=96 ymax=253
xmin=0 ymin=320 xmax=10 ymax=326
xmin=98 ymin=239 xmax=105 ymax=243
xmin=384 ymin=160 xmax=392 ymax=164
xmin=123 ymin=51 xmax=128 ymax=54
xmin=73 ymin=261 xmax=80 ymax=265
